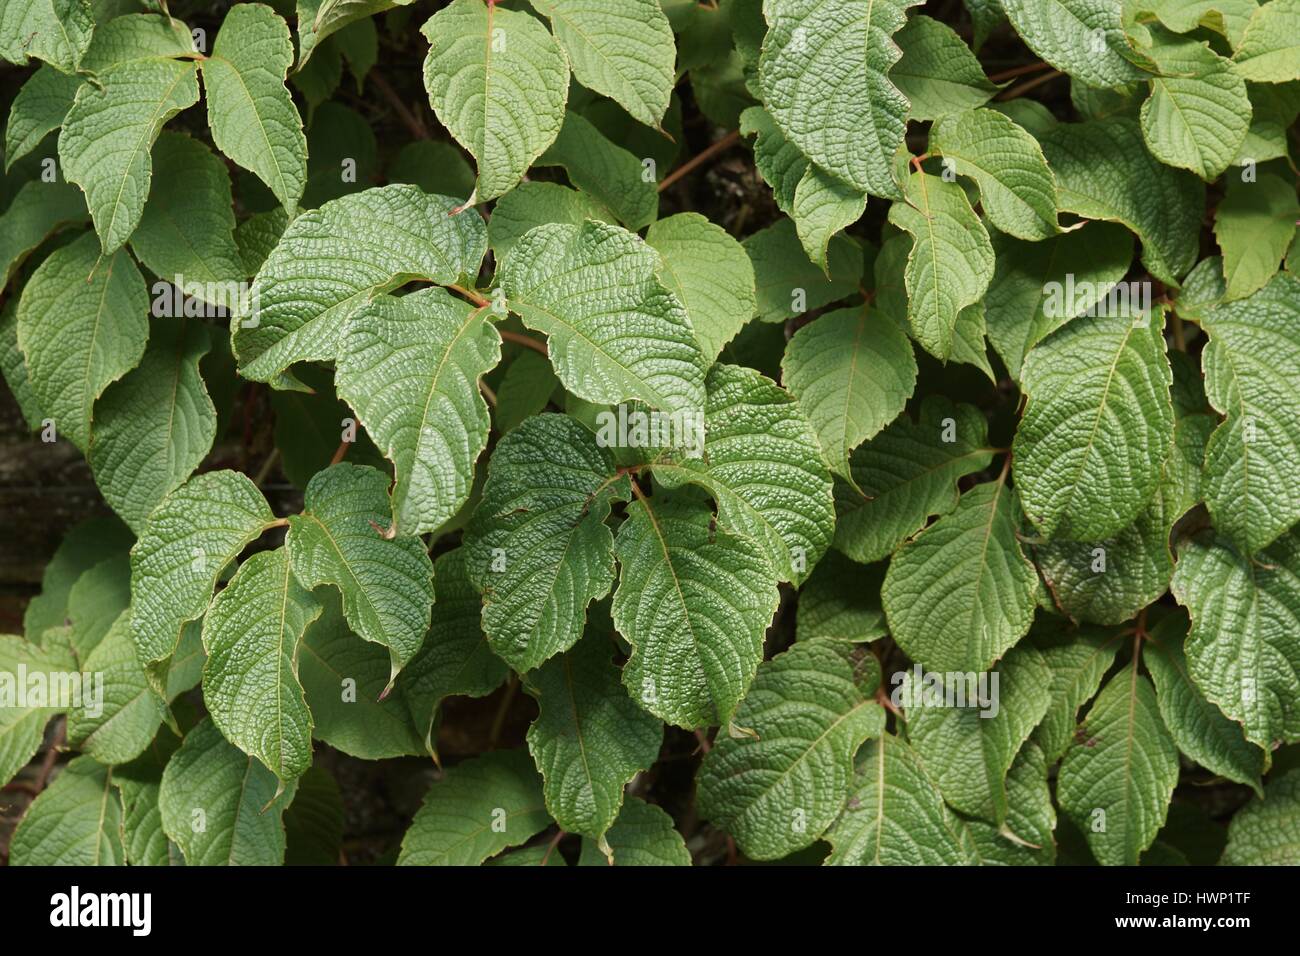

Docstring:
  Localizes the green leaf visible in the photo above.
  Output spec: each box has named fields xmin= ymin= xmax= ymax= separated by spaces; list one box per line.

xmin=10 ymin=757 xmax=123 ymax=866
xmin=531 ymin=0 xmax=675 ymax=128
xmin=983 ymin=222 xmax=1135 ymax=379
xmin=1197 ymin=272 xmax=1300 ymax=552
xmin=698 ymin=637 xmax=885 ymax=859
xmin=1221 ymin=768 xmax=1300 ymax=865
xmin=65 ymin=611 xmax=164 ymax=765
xmin=398 ymin=749 xmax=551 ymax=865
xmin=88 ymin=317 xmax=216 ymax=534
xmin=399 ymin=548 xmax=509 ymax=754
xmin=525 ymin=631 xmax=663 ymax=844
xmin=536 ymin=111 xmax=659 ymax=230
xmin=825 ymin=733 xmax=970 ymax=865
xmin=500 ymin=220 xmax=708 ymax=414
xmin=202 ymin=548 xmax=322 ymax=786
xmin=613 ymin=494 xmax=779 ymax=728
xmin=15 ymin=231 xmax=148 ymax=451
xmin=956 ymin=741 xmax=1057 ymax=866
xmin=1232 ymin=0 xmax=1300 ymax=82
xmin=130 ymin=132 xmax=244 ymax=295
xmin=65 ymin=554 xmax=131 ymax=659
xmin=576 ymin=796 xmax=691 ymax=865
xmin=336 ymin=287 xmax=500 ymax=537
xmin=59 ymin=57 xmax=199 ymax=254
xmin=999 ymin=0 xmax=1146 ymax=88
xmin=890 ymin=15 xmax=999 ymax=121
xmin=22 ymin=515 xmax=133 ymax=641
xmin=0 ymin=633 xmax=75 ymax=787
xmin=1013 ymin=308 xmax=1175 ymax=541
xmin=1214 ymin=172 xmax=1299 ymax=302
xmin=929 ymin=108 xmax=1060 ymax=241
xmin=232 ymin=185 xmax=487 ymax=388
xmin=1137 ymin=0 xmax=1259 ymax=46
xmin=420 ymin=0 xmax=569 ymax=202
xmin=759 ymin=0 xmax=921 ymax=198
xmin=387 ymin=139 xmax=476 ymax=201
xmin=781 ymin=304 xmax=917 ymax=477
xmin=0 ymin=0 xmax=93 ymax=73
xmin=742 ymin=218 xmax=863 ymax=323
xmin=488 ymin=181 xmax=613 ymax=260
xmin=882 ymin=478 xmax=1038 ymax=674
xmin=1057 ymin=662 xmax=1179 ymax=866
xmin=650 ymin=364 xmax=835 ymax=585
xmin=1171 ymin=529 xmax=1300 ymax=747
xmin=201 ymin=3 xmax=307 ymax=215
xmin=903 ymin=645 xmax=1052 ymax=825
xmin=1146 ymin=612 xmax=1266 ymax=795
xmin=4 ymin=64 xmax=81 ymax=171
xmin=159 ymin=718 xmax=297 ymax=865
xmin=1031 ymin=627 xmax=1121 ymax=763
xmin=300 ymin=592 xmax=425 ymax=760
xmin=286 ymin=462 xmax=434 ymax=685
xmin=645 ymin=212 xmax=757 ymax=363
xmin=115 ymin=733 xmax=183 ymax=866
xmin=887 ymin=171 xmax=995 ymax=361
xmin=296 ymin=0 xmax=409 ymax=67
xmin=1137 ymin=28 xmax=1252 ymax=181
xmin=796 ymin=551 xmax=887 ymax=643
xmin=462 ymin=414 xmax=627 ymax=671
xmin=130 ymin=470 xmax=277 ymax=683
xmin=1038 ymin=118 xmax=1203 ymax=285
xmin=0 ymin=178 xmax=87 ymax=287
xmin=833 ymin=396 xmax=995 ymax=565
xmin=78 ymin=11 xmax=194 ymax=73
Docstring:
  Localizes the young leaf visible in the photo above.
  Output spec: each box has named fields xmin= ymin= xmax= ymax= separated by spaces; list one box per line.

xmin=232 ymin=185 xmax=487 ymax=388
xmin=398 ymin=749 xmax=551 ymax=865
xmin=9 ymin=757 xmax=123 ymax=866
xmin=697 ymin=637 xmax=885 ymax=859
xmin=882 ymin=478 xmax=1038 ymax=674
xmin=525 ymin=631 xmax=663 ymax=845
xmin=462 ymin=414 xmax=628 ymax=672
xmin=1057 ymin=662 xmax=1179 ymax=866
xmin=159 ymin=718 xmax=298 ymax=865
xmin=613 ymin=494 xmax=779 ymax=728
xmin=286 ymin=463 xmax=435 ymax=685
xmin=420 ymin=0 xmax=569 ymax=202
xmin=781 ymin=304 xmax=917 ymax=477
xmin=336 ymin=287 xmax=501 ymax=537
xmin=15 ymin=231 xmax=148 ymax=451
xmin=201 ymin=548 xmax=323 ymax=786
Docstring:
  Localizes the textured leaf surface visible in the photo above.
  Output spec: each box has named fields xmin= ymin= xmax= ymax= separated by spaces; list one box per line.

xmin=645 ymin=212 xmax=757 ymax=362
xmin=887 ymin=171 xmax=995 ymax=361
xmin=999 ymin=0 xmax=1145 ymax=88
xmin=0 ymin=179 xmax=87 ymax=287
xmin=159 ymin=718 xmax=297 ymax=865
xmin=286 ymin=463 xmax=434 ymax=684
xmin=10 ymin=757 xmax=122 ymax=866
xmin=0 ymin=0 xmax=93 ymax=73
xmin=890 ymin=15 xmax=998 ymax=121
xmin=613 ymin=495 xmax=779 ymax=728
xmin=0 ymin=633 xmax=75 ymax=787
xmin=202 ymin=548 xmax=322 ymax=785
xmin=1171 ymin=530 xmax=1300 ymax=748
xmin=576 ymin=796 xmax=691 ymax=866
xmin=16 ymin=231 xmax=148 ymax=451
xmin=4 ymin=64 xmax=81 ymax=170
xmin=501 ymin=220 xmax=707 ymax=414
xmin=202 ymin=3 xmax=307 ymax=214
xmin=1057 ymin=663 xmax=1179 ymax=866
xmin=233 ymin=185 xmax=487 ymax=387
xmin=1014 ymin=310 xmax=1174 ymax=541
xmin=698 ymin=638 xmax=884 ymax=859
xmin=65 ymin=612 xmax=164 ymax=766
xmin=337 ymin=288 xmax=500 ymax=536
xmin=1197 ymin=273 xmax=1300 ymax=552
xmin=1032 ymin=628 xmax=1120 ymax=763
xmin=742 ymin=218 xmax=863 ymax=323
xmin=929 ymin=108 xmax=1059 ymax=241
xmin=796 ymin=551 xmax=887 ymax=643
xmin=525 ymin=632 xmax=663 ymax=843
xmin=1232 ymin=0 xmax=1300 ymax=81
xmin=488 ymin=181 xmax=613 ymax=260
xmin=59 ymin=57 xmax=199 ymax=255
xmin=825 ymin=733 xmax=969 ymax=865
xmin=398 ymin=749 xmax=551 ymax=865
xmin=420 ymin=0 xmax=568 ymax=202
xmin=88 ymin=318 xmax=216 ymax=534
xmin=1221 ymin=768 xmax=1300 ymax=865
xmin=759 ymin=0 xmax=921 ymax=197
xmin=650 ymin=364 xmax=835 ymax=584
xmin=782 ymin=305 xmax=916 ymax=477
xmin=536 ymin=111 xmax=658 ymax=230
xmin=834 ymin=397 xmax=994 ymax=564
xmin=1214 ymin=173 xmax=1299 ymax=302
xmin=883 ymin=479 xmax=1038 ymax=673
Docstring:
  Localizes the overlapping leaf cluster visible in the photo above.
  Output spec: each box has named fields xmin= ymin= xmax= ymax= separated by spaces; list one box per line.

xmin=1 ymin=0 xmax=1298 ymax=867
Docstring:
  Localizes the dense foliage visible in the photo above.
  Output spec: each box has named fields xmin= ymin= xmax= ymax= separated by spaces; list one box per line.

xmin=1 ymin=0 xmax=1298 ymax=867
